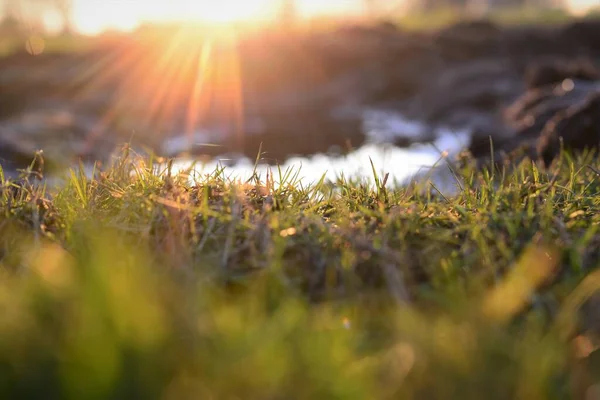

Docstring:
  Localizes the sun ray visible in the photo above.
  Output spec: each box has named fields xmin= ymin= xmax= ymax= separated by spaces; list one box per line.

xmin=74 ymin=46 xmax=145 ymax=156
xmin=185 ymin=41 xmax=214 ymax=148
xmin=145 ymin=33 xmax=193 ymax=127
xmin=134 ymin=27 xmax=194 ymax=134
xmin=219 ymin=33 xmax=245 ymax=153
xmin=76 ymin=42 xmax=145 ymax=98
xmin=154 ymin=41 xmax=201 ymax=135
xmin=65 ymin=0 xmax=358 ymax=162
xmin=77 ymin=30 xmax=185 ymax=153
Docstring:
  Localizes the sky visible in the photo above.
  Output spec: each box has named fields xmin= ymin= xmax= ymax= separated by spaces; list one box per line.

xmin=69 ymin=0 xmax=366 ymax=34
xmin=8 ymin=0 xmax=600 ymax=35
xmin=569 ymin=0 xmax=600 ymax=14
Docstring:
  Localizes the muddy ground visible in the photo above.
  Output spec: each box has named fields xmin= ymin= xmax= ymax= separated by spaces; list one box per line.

xmin=1 ymin=18 xmax=600 ymax=174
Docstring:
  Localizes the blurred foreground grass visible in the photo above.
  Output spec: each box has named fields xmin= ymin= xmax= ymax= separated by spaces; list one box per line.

xmin=2 ymin=148 xmax=600 ymax=398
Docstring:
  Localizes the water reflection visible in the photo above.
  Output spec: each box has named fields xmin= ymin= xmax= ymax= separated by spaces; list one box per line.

xmin=165 ymin=107 xmax=471 ymax=189
xmin=172 ymin=129 xmax=470 ymax=187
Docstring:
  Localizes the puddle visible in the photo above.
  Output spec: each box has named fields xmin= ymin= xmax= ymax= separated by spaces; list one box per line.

xmin=43 ymin=110 xmax=471 ymax=195
xmin=168 ymin=109 xmax=471 ymax=189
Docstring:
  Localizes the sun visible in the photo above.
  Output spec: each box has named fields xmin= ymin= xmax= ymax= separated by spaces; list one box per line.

xmin=70 ymin=0 xmax=362 ymax=35
xmin=67 ymin=0 xmax=365 ymax=157
xmin=72 ymin=0 xmax=273 ymax=35
xmin=186 ymin=0 xmax=272 ymax=23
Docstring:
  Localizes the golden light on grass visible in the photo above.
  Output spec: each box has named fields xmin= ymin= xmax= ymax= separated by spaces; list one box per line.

xmin=30 ymin=243 xmax=74 ymax=290
xmin=482 ymin=245 xmax=559 ymax=323
xmin=573 ymin=335 xmax=598 ymax=359
xmin=280 ymin=227 xmax=297 ymax=237
xmin=556 ymin=269 xmax=600 ymax=341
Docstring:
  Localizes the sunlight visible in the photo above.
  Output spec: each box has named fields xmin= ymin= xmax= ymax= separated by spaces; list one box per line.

xmin=73 ymin=22 xmax=245 ymax=156
xmin=186 ymin=0 xmax=271 ymax=23
xmin=41 ymin=10 xmax=65 ymax=34
xmin=73 ymin=0 xmax=141 ymax=35
xmin=70 ymin=0 xmax=365 ymax=35
xmin=66 ymin=0 xmax=366 ymax=156
xmin=72 ymin=0 xmax=271 ymax=35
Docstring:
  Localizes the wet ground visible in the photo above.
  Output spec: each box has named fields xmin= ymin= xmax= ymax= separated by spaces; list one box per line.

xmin=171 ymin=122 xmax=471 ymax=189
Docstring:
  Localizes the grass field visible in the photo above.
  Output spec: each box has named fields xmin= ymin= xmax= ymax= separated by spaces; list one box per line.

xmin=396 ymin=6 xmax=580 ymax=30
xmin=1 ymin=147 xmax=600 ymax=398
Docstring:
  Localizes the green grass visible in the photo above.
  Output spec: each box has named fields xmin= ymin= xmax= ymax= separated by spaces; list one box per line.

xmin=2 ymin=147 xmax=600 ymax=398
xmin=395 ymin=6 xmax=594 ymax=31
xmin=0 ymin=33 xmax=92 ymax=57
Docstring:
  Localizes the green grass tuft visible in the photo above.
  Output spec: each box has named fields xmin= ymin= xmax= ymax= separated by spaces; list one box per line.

xmin=1 ymin=148 xmax=600 ymax=398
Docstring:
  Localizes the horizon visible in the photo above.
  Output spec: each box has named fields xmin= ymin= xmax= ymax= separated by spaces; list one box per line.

xmin=4 ymin=0 xmax=597 ymax=36
xmin=9 ymin=0 xmax=370 ymax=35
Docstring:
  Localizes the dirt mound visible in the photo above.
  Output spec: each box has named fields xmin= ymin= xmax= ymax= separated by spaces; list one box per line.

xmin=433 ymin=20 xmax=505 ymax=62
xmin=468 ymin=63 xmax=600 ymax=165
xmin=525 ymin=58 xmax=600 ymax=89
xmin=561 ymin=19 xmax=600 ymax=55
xmin=538 ymin=90 xmax=600 ymax=166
